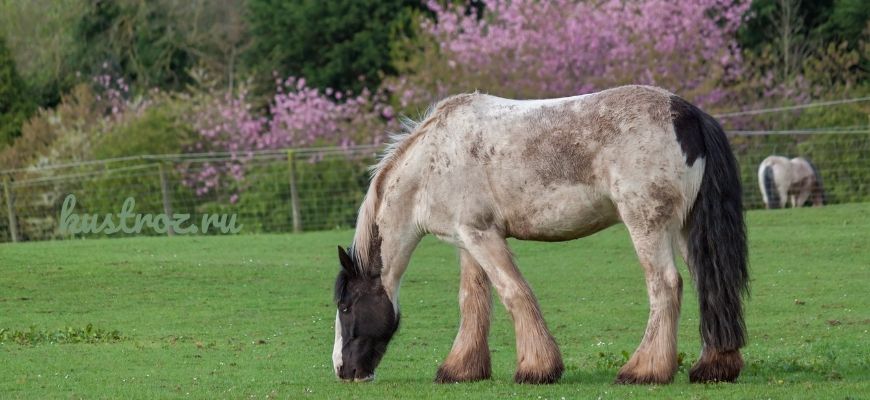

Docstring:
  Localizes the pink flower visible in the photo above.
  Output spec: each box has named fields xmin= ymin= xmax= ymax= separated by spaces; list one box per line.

xmin=183 ymin=75 xmax=396 ymax=202
xmin=381 ymin=106 xmax=395 ymax=119
xmin=423 ymin=0 xmax=750 ymax=107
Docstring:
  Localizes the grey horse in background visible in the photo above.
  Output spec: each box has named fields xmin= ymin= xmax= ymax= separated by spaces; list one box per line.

xmin=758 ymin=155 xmax=826 ymax=209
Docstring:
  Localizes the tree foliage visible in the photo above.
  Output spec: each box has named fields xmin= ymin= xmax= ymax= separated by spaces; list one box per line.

xmin=245 ymin=0 xmax=422 ymax=93
xmin=0 ymin=35 xmax=34 ymax=146
xmin=0 ymin=0 xmax=85 ymax=109
xmin=71 ymin=0 xmax=195 ymax=91
xmin=739 ymin=0 xmax=870 ymax=53
xmin=0 ymin=0 xmax=866 ymax=203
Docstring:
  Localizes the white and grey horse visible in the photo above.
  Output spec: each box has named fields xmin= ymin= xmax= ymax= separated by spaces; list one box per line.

xmin=333 ymin=85 xmax=748 ymax=385
xmin=758 ymin=155 xmax=826 ymax=209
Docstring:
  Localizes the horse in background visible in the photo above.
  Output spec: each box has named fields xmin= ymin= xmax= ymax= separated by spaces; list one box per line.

xmin=332 ymin=85 xmax=748 ymax=385
xmin=758 ymin=155 xmax=826 ymax=209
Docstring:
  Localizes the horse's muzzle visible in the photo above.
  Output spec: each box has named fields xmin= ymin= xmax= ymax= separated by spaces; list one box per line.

xmin=337 ymin=366 xmax=375 ymax=382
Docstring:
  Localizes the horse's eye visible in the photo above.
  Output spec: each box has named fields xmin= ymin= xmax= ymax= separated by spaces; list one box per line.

xmin=341 ymin=306 xmax=350 ymax=313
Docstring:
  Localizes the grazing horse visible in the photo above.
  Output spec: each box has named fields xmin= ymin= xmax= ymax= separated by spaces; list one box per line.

xmin=332 ymin=85 xmax=748 ymax=385
xmin=758 ymin=155 xmax=826 ymax=209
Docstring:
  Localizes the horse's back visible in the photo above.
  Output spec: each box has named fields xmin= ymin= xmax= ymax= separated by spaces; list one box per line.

xmin=789 ymin=158 xmax=815 ymax=178
xmin=758 ymin=155 xmax=814 ymax=190
xmin=412 ymin=86 xmax=702 ymax=242
xmin=759 ymin=155 xmax=790 ymax=169
xmin=759 ymin=155 xmax=793 ymax=183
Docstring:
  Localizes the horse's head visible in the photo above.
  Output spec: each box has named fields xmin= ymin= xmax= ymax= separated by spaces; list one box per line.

xmin=332 ymin=246 xmax=399 ymax=382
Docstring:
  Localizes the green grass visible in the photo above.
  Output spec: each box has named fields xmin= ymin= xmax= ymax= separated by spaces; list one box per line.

xmin=1 ymin=204 xmax=868 ymax=399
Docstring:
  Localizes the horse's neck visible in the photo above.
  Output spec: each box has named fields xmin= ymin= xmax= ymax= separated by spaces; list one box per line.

xmin=355 ymin=125 xmax=429 ymax=308
xmin=352 ymin=191 xmax=422 ymax=310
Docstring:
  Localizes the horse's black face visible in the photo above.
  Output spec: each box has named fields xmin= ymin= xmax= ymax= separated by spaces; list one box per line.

xmin=333 ymin=246 xmax=399 ymax=382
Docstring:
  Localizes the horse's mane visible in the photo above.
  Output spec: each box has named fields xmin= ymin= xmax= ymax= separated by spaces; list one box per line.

xmin=370 ymin=114 xmax=428 ymax=182
xmin=350 ymin=106 xmax=436 ymax=274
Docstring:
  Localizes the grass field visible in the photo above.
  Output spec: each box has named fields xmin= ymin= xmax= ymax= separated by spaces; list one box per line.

xmin=1 ymin=204 xmax=868 ymax=399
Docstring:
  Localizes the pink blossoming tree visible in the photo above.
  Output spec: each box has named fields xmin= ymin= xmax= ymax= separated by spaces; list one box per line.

xmin=420 ymin=0 xmax=751 ymax=106
xmin=183 ymin=77 xmax=396 ymax=200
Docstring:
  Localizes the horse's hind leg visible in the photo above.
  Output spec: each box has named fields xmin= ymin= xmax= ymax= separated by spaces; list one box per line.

xmin=615 ymin=215 xmax=683 ymax=384
xmin=457 ymin=227 xmax=564 ymax=384
xmin=435 ymin=249 xmax=493 ymax=383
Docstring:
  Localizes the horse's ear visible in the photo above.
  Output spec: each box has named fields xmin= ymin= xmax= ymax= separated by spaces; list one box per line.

xmin=337 ymin=246 xmax=355 ymax=274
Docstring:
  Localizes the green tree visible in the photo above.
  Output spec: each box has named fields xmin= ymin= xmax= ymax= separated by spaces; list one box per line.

xmin=174 ymin=0 xmax=251 ymax=92
xmin=92 ymin=100 xmax=193 ymax=159
xmin=0 ymin=0 xmax=253 ymax=109
xmin=739 ymin=0 xmax=869 ymax=52
xmin=71 ymin=0 xmax=194 ymax=91
xmin=0 ymin=0 xmax=86 ymax=109
xmin=817 ymin=0 xmax=870 ymax=44
xmin=245 ymin=0 xmax=421 ymax=94
xmin=0 ymin=35 xmax=34 ymax=147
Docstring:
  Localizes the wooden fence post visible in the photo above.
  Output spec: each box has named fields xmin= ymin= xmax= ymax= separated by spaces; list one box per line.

xmin=157 ymin=162 xmax=174 ymax=236
xmin=287 ymin=150 xmax=302 ymax=233
xmin=3 ymin=174 xmax=18 ymax=242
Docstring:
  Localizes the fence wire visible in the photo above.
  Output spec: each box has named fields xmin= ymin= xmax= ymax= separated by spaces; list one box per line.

xmin=1 ymin=133 xmax=868 ymax=242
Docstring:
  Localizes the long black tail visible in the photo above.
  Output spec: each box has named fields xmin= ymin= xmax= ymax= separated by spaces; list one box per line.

xmin=673 ymin=97 xmax=749 ymax=353
xmin=762 ymin=165 xmax=780 ymax=209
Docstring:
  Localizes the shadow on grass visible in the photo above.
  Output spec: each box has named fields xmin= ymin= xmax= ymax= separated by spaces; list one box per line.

xmin=561 ymin=368 xmax=620 ymax=384
xmin=741 ymin=357 xmax=862 ymax=383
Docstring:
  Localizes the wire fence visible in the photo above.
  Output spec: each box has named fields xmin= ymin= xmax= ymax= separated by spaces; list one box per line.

xmin=1 ymin=132 xmax=868 ymax=243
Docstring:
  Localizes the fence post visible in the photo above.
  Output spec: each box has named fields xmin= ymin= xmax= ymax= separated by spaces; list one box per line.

xmin=287 ymin=150 xmax=302 ymax=233
xmin=157 ymin=162 xmax=174 ymax=236
xmin=2 ymin=174 xmax=18 ymax=243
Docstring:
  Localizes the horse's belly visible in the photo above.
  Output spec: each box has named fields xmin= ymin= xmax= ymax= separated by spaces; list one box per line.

xmin=501 ymin=187 xmax=619 ymax=242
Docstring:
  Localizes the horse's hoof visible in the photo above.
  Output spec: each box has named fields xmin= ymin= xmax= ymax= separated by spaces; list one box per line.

xmin=434 ymin=364 xmax=491 ymax=383
xmin=513 ymin=364 xmax=564 ymax=384
xmin=435 ymin=352 xmax=492 ymax=383
xmin=614 ymin=370 xmax=673 ymax=385
xmin=614 ymin=356 xmax=677 ymax=385
xmin=689 ymin=349 xmax=743 ymax=383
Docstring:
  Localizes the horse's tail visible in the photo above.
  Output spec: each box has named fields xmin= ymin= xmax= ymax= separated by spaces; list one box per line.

xmin=682 ymin=104 xmax=749 ymax=356
xmin=806 ymin=159 xmax=827 ymax=205
xmin=762 ymin=165 xmax=780 ymax=209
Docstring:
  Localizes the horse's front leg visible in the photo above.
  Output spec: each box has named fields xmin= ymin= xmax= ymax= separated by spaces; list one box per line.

xmin=435 ymin=249 xmax=493 ymax=383
xmin=457 ymin=227 xmax=564 ymax=384
xmin=794 ymin=190 xmax=811 ymax=208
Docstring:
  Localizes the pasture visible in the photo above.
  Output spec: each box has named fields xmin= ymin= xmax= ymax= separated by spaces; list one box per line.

xmin=1 ymin=204 xmax=868 ymax=399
